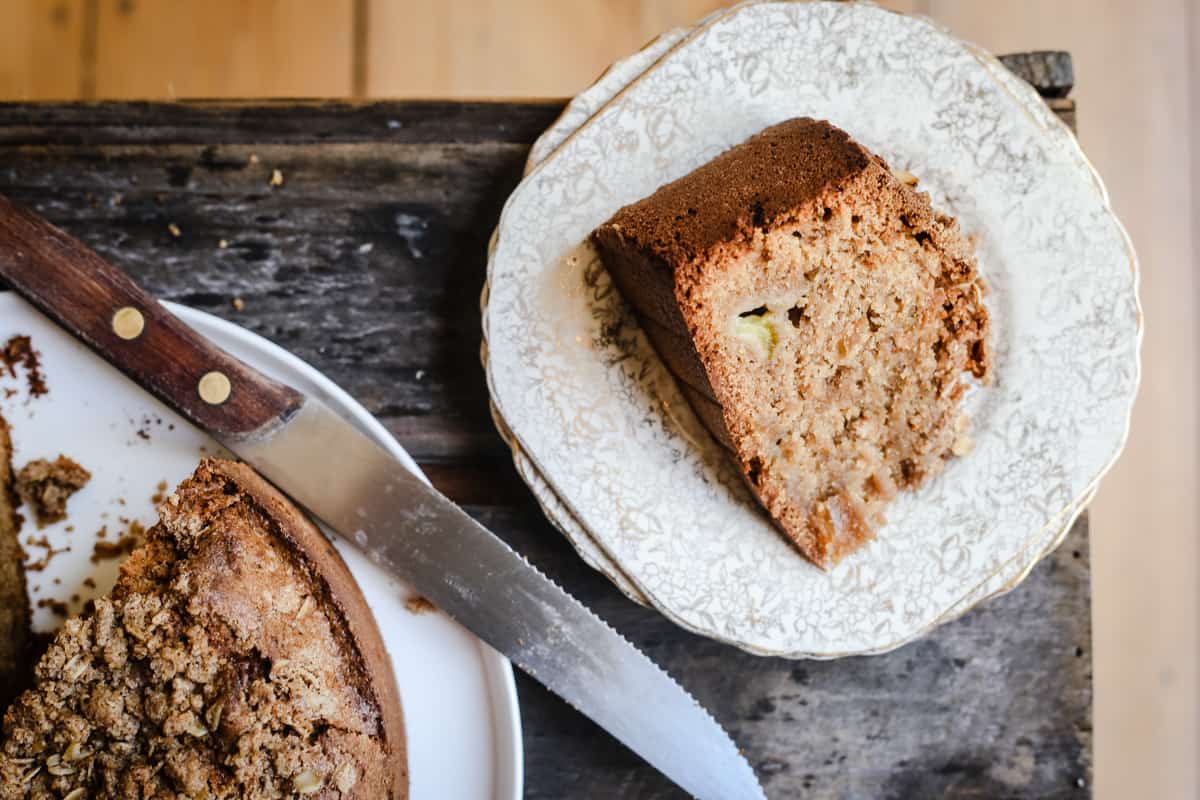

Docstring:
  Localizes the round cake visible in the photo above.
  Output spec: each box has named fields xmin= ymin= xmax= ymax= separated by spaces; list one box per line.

xmin=0 ymin=458 xmax=407 ymax=799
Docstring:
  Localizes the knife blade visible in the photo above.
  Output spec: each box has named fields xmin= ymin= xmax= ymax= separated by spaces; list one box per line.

xmin=0 ymin=194 xmax=765 ymax=800
xmin=235 ymin=398 xmax=765 ymax=800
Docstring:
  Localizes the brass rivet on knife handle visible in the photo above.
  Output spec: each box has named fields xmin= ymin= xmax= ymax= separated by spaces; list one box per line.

xmin=198 ymin=371 xmax=232 ymax=405
xmin=0 ymin=192 xmax=304 ymax=439
xmin=111 ymin=306 xmax=145 ymax=340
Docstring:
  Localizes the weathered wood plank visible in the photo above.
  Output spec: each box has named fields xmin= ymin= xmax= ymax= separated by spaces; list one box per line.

xmin=0 ymin=101 xmax=565 ymax=146
xmin=999 ymin=51 xmax=1075 ymax=98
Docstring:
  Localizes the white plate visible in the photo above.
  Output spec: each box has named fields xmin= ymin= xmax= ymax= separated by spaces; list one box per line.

xmin=0 ymin=292 xmax=523 ymax=800
xmin=483 ymin=0 xmax=1141 ymax=658
xmin=488 ymin=6 xmax=1097 ymax=645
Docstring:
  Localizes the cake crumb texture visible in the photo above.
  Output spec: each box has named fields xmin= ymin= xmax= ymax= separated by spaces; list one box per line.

xmin=0 ymin=458 xmax=406 ymax=798
xmin=592 ymin=118 xmax=990 ymax=568
xmin=15 ymin=456 xmax=90 ymax=527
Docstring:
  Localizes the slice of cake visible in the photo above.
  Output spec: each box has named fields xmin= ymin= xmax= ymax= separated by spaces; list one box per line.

xmin=0 ymin=413 xmax=33 ymax=712
xmin=0 ymin=458 xmax=407 ymax=799
xmin=591 ymin=118 xmax=990 ymax=568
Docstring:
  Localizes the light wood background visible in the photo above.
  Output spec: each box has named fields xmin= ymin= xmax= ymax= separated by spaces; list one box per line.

xmin=1 ymin=2 xmax=1197 ymax=798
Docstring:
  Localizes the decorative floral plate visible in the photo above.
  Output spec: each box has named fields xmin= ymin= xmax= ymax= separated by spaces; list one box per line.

xmin=483 ymin=0 xmax=1140 ymax=657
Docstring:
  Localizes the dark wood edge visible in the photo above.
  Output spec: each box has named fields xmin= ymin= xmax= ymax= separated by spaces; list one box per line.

xmin=998 ymin=51 xmax=1074 ymax=98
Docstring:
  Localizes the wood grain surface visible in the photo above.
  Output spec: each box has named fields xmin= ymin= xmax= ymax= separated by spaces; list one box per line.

xmin=0 ymin=63 xmax=1093 ymax=797
xmin=0 ymin=0 xmax=84 ymax=101
xmin=94 ymin=0 xmax=357 ymax=99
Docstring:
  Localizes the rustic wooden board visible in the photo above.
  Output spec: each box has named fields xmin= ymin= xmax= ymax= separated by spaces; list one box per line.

xmin=0 ymin=55 xmax=1090 ymax=798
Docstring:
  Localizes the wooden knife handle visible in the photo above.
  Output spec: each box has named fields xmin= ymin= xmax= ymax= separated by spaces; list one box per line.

xmin=0 ymin=193 xmax=303 ymax=439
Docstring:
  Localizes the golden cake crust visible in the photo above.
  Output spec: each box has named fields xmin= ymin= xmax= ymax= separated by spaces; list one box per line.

xmin=599 ymin=117 xmax=872 ymax=267
xmin=0 ymin=458 xmax=407 ymax=799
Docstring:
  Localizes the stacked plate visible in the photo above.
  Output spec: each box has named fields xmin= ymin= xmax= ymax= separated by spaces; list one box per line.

xmin=482 ymin=1 xmax=1140 ymax=658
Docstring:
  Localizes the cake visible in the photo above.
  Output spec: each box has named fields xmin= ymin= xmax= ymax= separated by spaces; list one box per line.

xmin=0 ymin=458 xmax=407 ymax=799
xmin=0 ymin=413 xmax=33 ymax=712
xmin=591 ymin=118 xmax=990 ymax=568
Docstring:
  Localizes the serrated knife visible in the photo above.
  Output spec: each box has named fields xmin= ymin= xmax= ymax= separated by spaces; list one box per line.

xmin=0 ymin=194 xmax=765 ymax=800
